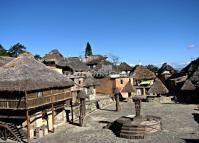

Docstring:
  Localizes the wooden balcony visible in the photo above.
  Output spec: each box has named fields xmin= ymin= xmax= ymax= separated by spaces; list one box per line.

xmin=0 ymin=91 xmax=72 ymax=110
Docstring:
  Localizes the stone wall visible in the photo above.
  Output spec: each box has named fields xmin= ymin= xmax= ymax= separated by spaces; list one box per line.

xmin=71 ymin=95 xmax=114 ymax=121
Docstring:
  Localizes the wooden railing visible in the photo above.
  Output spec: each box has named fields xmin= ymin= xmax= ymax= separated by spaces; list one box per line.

xmin=0 ymin=91 xmax=72 ymax=110
xmin=27 ymin=92 xmax=71 ymax=109
xmin=0 ymin=100 xmax=26 ymax=109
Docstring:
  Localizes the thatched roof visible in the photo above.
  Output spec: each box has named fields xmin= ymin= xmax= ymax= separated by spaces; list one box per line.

xmin=132 ymin=65 xmax=156 ymax=80
xmin=148 ymin=78 xmax=169 ymax=94
xmin=95 ymin=60 xmax=113 ymax=70
xmin=181 ymin=58 xmax=199 ymax=88
xmin=57 ymin=57 xmax=89 ymax=72
xmin=0 ymin=56 xmax=14 ymax=67
xmin=158 ymin=63 xmax=176 ymax=75
xmin=181 ymin=79 xmax=196 ymax=91
xmin=82 ymin=55 xmax=107 ymax=65
xmin=189 ymin=66 xmax=199 ymax=86
xmin=0 ymin=53 xmax=74 ymax=91
xmin=82 ymin=76 xmax=98 ymax=87
xmin=118 ymin=62 xmax=133 ymax=71
xmin=121 ymin=81 xmax=136 ymax=93
xmin=42 ymin=49 xmax=64 ymax=63
xmin=181 ymin=57 xmax=199 ymax=76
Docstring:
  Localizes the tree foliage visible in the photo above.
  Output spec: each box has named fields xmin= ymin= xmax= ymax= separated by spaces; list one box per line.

xmin=34 ymin=54 xmax=42 ymax=60
xmin=8 ymin=43 xmax=26 ymax=57
xmin=0 ymin=44 xmax=9 ymax=56
xmin=85 ymin=42 xmax=93 ymax=57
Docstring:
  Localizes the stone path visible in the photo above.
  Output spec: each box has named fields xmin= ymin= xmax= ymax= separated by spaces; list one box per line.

xmin=35 ymin=102 xmax=199 ymax=143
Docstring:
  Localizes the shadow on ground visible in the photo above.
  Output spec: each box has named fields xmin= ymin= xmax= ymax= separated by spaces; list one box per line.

xmin=192 ymin=113 xmax=199 ymax=124
xmin=182 ymin=139 xmax=199 ymax=143
xmin=99 ymin=108 xmax=116 ymax=112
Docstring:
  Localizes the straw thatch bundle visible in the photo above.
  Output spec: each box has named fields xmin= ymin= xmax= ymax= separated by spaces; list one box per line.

xmin=82 ymin=55 xmax=107 ymax=65
xmin=82 ymin=76 xmax=98 ymax=87
xmin=158 ymin=63 xmax=176 ymax=74
xmin=118 ymin=62 xmax=133 ymax=72
xmin=0 ymin=53 xmax=73 ymax=91
xmin=0 ymin=56 xmax=14 ymax=67
xmin=57 ymin=57 xmax=89 ymax=72
xmin=42 ymin=49 xmax=64 ymax=63
xmin=148 ymin=78 xmax=169 ymax=94
xmin=181 ymin=79 xmax=196 ymax=91
xmin=121 ymin=81 xmax=136 ymax=93
xmin=132 ymin=65 xmax=156 ymax=80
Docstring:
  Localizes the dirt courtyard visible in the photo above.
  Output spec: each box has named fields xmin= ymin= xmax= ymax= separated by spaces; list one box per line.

xmin=34 ymin=102 xmax=199 ymax=143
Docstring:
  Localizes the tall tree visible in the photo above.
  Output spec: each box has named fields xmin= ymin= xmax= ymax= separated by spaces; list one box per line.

xmin=0 ymin=44 xmax=9 ymax=56
xmin=85 ymin=42 xmax=93 ymax=57
xmin=109 ymin=54 xmax=120 ymax=73
xmin=34 ymin=54 xmax=42 ymax=60
xmin=8 ymin=43 xmax=26 ymax=57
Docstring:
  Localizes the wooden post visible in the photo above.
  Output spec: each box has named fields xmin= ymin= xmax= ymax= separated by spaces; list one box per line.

xmin=4 ymin=128 xmax=7 ymax=141
xmin=51 ymin=104 xmax=55 ymax=133
xmin=79 ymin=98 xmax=85 ymax=126
xmin=115 ymin=93 xmax=121 ymax=111
xmin=70 ymin=99 xmax=73 ymax=123
xmin=26 ymin=110 xmax=30 ymax=143
xmin=25 ymin=91 xmax=30 ymax=143
xmin=143 ymin=88 xmax=146 ymax=96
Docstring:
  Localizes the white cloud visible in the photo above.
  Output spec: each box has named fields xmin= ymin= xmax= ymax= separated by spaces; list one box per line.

xmin=188 ymin=44 xmax=197 ymax=49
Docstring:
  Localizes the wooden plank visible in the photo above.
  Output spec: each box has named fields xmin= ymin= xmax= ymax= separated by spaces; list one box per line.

xmin=26 ymin=110 xmax=30 ymax=143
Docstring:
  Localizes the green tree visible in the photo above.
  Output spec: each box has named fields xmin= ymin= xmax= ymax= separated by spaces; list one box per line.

xmin=8 ymin=43 xmax=26 ymax=57
xmin=34 ymin=54 xmax=42 ymax=60
xmin=0 ymin=44 xmax=9 ymax=56
xmin=85 ymin=42 xmax=93 ymax=57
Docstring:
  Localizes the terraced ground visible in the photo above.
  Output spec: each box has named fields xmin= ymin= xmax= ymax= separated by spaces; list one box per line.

xmin=35 ymin=101 xmax=199 ymax=143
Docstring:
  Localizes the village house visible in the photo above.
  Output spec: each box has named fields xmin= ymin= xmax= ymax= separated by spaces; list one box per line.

xmin=95 ymin=73 xmax=134 ymax=99
xmin=158 ymin=63 xmax=176 ymax=84
xmin=42 ymin=49 xmax=64 ymax=74
xmin=94 ymin=59 xmax=115 ymax=74
xmin=148 ymin=78 xmax=169 ymax=102
xmin=165 ymin=58 xmax=199 ymax=103
xmin=95 ymin=76 xmax=115 ymax=96
xmin=55 ymin=57 xmax=98 ymax=102
xmin=112 ymin=74 xmax=134 ymax=98
xmin=179 ymin=59 xmax=199 ymax=103
xmin=166 ymin=72 xmax=187 ymax=96
xmin=117 ymin=62 xmax=133 ymax=76
xmin=82 ymin=54 xmax=108 ymax=69
xmin=82 ymin=76 xmax=98 ymax=100
xmin=0 ymin=53 xmax=74 ymax=142
xmin=131 ymin=65 xmax=156 ymax=96
xmin=94 ymin=61 xmax=134 ymax=98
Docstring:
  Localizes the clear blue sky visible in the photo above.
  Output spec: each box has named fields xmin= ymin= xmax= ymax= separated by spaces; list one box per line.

xmin=0 ymin=0 xmax=199 ymax=66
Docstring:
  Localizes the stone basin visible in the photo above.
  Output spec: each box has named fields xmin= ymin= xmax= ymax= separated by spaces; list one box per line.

xmin=108 ymin=115 xmax=161 ymax=139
